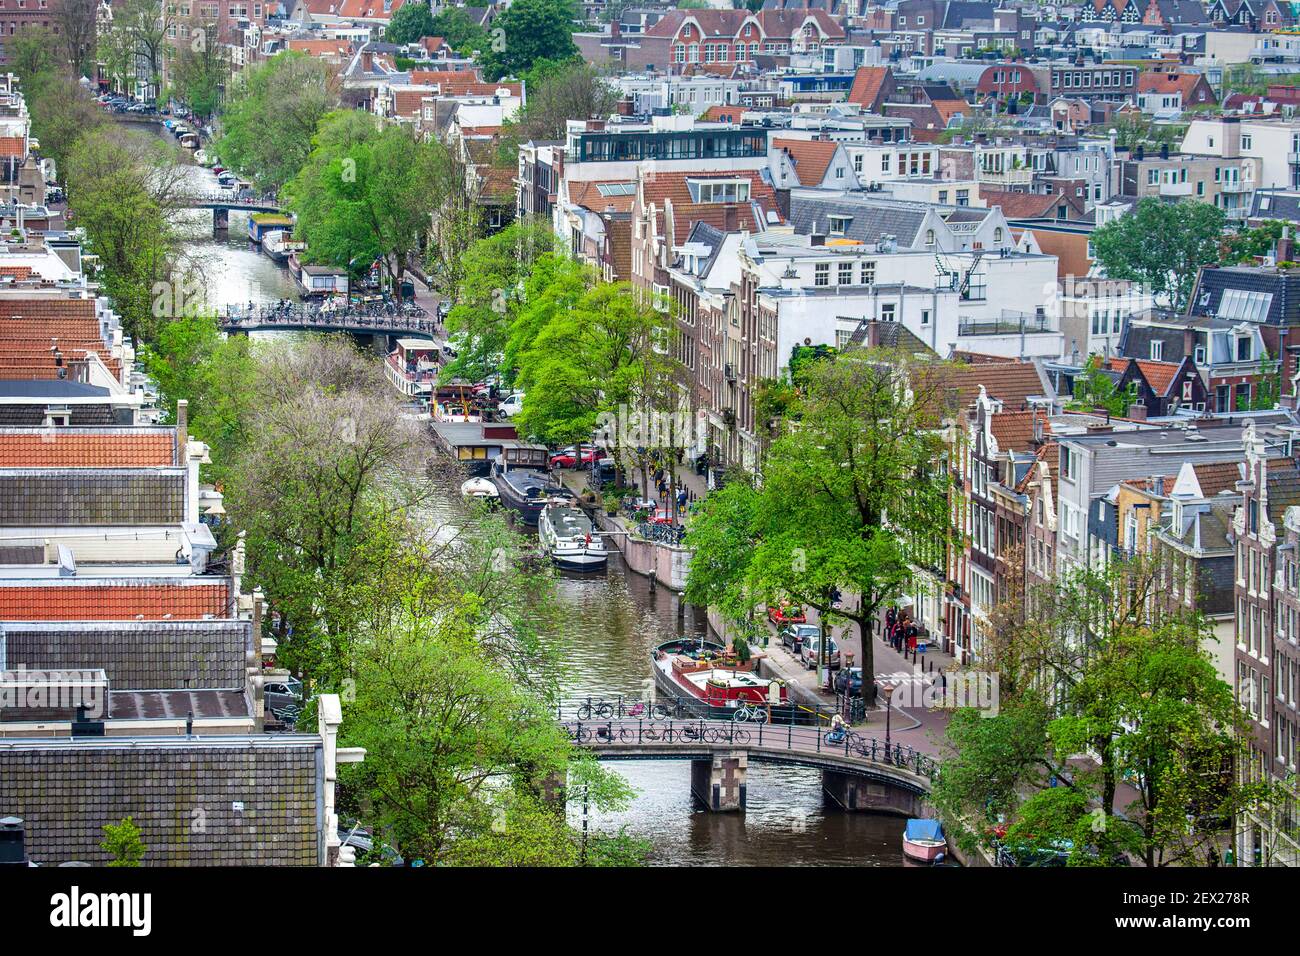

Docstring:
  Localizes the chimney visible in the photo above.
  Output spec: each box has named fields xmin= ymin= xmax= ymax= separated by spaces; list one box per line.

xmin=723 ymin=203 xmax=739 ymax=232
xmin=0 ymin=817 xmax=27 ymax=867
xmin=1135 ymin=143 xmax=1144 ymax=161
xmin=175 ymin=398 xmax=189 ymax=464
xmin=1278 ymin=225 xmax=1294 ymax=264
xmin=610 ymin=19 xmax=620 ymax=40
xmin=1183 ymin=326 xmax=1196 ymax=358
xmin=1160 ymin=143 xmax=1169 ymax=160
xmin=1128 ymin=403 xmax=1148 ymax=421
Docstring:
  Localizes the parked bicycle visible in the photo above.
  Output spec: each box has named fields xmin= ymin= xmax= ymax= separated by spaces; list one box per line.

xmin=732 ymin=704 xmax=769 ymax=723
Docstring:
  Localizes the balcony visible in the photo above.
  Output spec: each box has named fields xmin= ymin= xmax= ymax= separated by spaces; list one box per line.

xmin=957 ymin=311 xmax=1053 ymax=336
xmin=1288 ymin=153 xmax=1300 ymax=166
xmin=1220 ymin=180 xmax=1249 ymax=193
xmin=977 ymin=166 xmax=1033 ymax=187
xmin=1158 ymin=180 xmax=1194 ymax=197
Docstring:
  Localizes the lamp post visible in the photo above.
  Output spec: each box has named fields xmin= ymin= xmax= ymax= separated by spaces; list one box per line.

xmin=883 ymin=683 xmax=896 ymax=753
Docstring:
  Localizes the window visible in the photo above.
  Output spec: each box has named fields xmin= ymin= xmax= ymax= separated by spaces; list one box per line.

xmin=1237 ymin=335 xmax=1252 ymax=362
xmin=815 ymin=263 xmax=830 ymax=286
xmin=881 ymin=303 xmax=896 ymax=322
xmin=924 ymin=229 xmax=936 ymax=245
xmin=921 ymin=309 xmax=931 ymax=326
xmin=860 ymin=260 xmax=875 ymax=286
xmin=1061 ymin=446 xmax=1078 ymax=481
xmin=829 ymin=215 xmax=851 ymax=234
xmin=993 ymin=227 xmax=1003 ymax=243
xmin=838 ymin=262 xmax=853 ymax=285
xmin=1150 ymin=340 xmax=1163 ymax=361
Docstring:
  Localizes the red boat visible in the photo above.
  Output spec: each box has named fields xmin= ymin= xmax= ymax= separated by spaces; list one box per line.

xmin=651 ymin=638 xmax=788 ymax=719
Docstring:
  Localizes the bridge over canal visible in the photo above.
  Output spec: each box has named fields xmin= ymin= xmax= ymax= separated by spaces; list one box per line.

xmin=559 ymin=702 xmax=936 ymax=816
xmin=218 ymin=306 xmax=438 ymax=339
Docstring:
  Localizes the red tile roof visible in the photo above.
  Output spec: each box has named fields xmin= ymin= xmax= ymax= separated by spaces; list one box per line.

xmin=772 ymin=137 xmax=838 ymax=187
xmin=570 ymin=180 xmax=638 ymax=214
xmin=0 ymin=431 xmax=176 ymax=468
xmin=638 ymin=170 xmax=782 ymax=243
xmin=701 ymin=105 xmax=745 ymax=124
xmin=989 ymin=408 xmax=1050 ymax=453
xmin=0 ymin=300 xmax=121 ymax=380
xmin=0 ymin=582 xmax=231 ymax=621
xmin=0 ymin=137 xmax=26 ymax=159
xmin=1109 ymin=357 xmax=1181 ymax=396
xmin=949 ymin=361 xmax=1047 ymax=413
xmin=847 ymin=66 xmax=891 ymax=109
xmin=409 ymin=71 xmax=522 ymax=97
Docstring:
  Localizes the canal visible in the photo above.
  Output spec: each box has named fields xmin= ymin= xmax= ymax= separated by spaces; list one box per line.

xmin=168 ymin=153 xmax=906 ymax=867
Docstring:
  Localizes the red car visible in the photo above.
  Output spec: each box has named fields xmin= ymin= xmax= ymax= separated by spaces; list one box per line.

xmin=549 ymin=445 xmax=598 ymax=468
xmin=767 ymin=604 xmax=806 ymax=626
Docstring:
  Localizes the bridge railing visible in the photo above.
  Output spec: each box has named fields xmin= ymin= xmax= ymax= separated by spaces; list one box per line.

xmin=184 ymin=191 xmax=284 ymax=208
xmin=557 ymin=708 xmax=938 ymax=781
xmin=218 ymin=304 xmax=435 ymax=335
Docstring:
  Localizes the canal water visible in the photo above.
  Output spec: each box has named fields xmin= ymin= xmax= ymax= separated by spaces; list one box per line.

xmin=166 ymin=150 xmax=906 ymax=867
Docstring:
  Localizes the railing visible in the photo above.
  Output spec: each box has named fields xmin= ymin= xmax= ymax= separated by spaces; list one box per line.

xmin=183 ymin=191 xmax=284 ymax=208
xmin=219 ymin=303 xmax=434 ymax=335
xmin=558 ymin=709 xmax=938 ymax=781
xmin=636 ymin=520 xmax=687 ymax=546
xmin=957 ymin=312 xmax=1052 ymax=337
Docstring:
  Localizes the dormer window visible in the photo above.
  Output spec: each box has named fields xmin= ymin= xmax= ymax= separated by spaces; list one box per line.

xmin=829 ymin=215 xmax=851 ymax=235
xmin=690 ymin=179 xmax=750 ymax=203
xmin=1237 ymin=335 xmax=1252 ymax=362
xmin=925 ymin=229 xmax=936 ymax=246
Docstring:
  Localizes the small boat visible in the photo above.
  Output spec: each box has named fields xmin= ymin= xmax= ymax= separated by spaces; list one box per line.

xmin=650 ymin=637 xmax=789 ymax=720
xmin=903 ymin=819 xmax=947 ymax=864
xmin=461 ymin=477 xmax=499 ymax=502
xmin=538 ymin=500 xmax=606 ymax=570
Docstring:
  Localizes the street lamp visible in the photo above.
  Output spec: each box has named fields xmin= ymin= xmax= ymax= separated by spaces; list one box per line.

xmin=883 ymin=683 xmax=896 ymax=753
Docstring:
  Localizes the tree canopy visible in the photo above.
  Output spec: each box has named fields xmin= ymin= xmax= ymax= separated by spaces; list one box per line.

xmin=1090 ymin=197 xmax=1225 ymax=313
xmin=479 ymin=0 xmax=580 ymax=80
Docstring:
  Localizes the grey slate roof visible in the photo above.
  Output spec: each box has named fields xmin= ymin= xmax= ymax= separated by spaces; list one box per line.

xmin=789 ymin=194 xmax=929 ymax=247
xmin=1250 ymin=189 xmax=1300 ymax=223
xmin=0 ymin=470 xmax=186 ymax=526
xmin=0 ymin=405 xmax=117 ymax=426
xmin=0 ymin=380 xmax=111 ymax=399
xmin=0 ymin=737 xmax=322 ymax=866
xmin=1 ymin=620 xmax=251 ymax=690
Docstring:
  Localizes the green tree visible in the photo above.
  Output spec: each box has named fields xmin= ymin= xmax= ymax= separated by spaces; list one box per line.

xmin=171 ymin=24 xmax=229 ymax=120
xmin=685 ymin=352 xmax=953 ymax=700
xmin=479 ymin=0 xmax=579 ymax=81
xmin=385 ymin=1 xmax=436 ymax=43
xmin=66 ymin=126 xmax=186 ymax=341
xmin=1067 ymin=354 xmax=1137 ymax=416
xmin=100 ymin=817 xmax=147 ymax=867
xmin=286 ymin=111 xmax=455 ymax=294
xmin=507 ymin=61 xmax=618 ymax=142
xmin=429 ymin=8 xmax=491 ymax=53
xmin=1090 ymin=197 xmax=1225 ymax=313
xmin=438 ymin=220 xmax=557 ymax=382
xmin=1221 ymin=219 xmax=1289 ymax=264
xmin=216 ymin=52 xmax=340 ymax=192
xmin=1248 ymin=350 xmax=1280 ymax=411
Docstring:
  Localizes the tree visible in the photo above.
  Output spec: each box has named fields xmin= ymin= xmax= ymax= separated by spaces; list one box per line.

xmin=685 ymin=352 xmax=953 ymax=701
xmin=24 ymin=71 xmax=107 ymax=172
xmin=55 ymin=0 xmax=99 ymax=78
xmin=1091 ymin=197 xmax=1225 ymax=313
xmin=1221 ymin=219 xmax=1290 ymax=265
xmin=66 ymin=126 xmax=187 ymax=341
xmin=1248 ymin=350 xmax=1280 ymax=411
xmin=171 ymin=23 xmax=229 ymax=120
xmin=437 ymin=220 xmax=557 ymax=382
xmin=512 ymin=280 xmax=677 ymax=451
xmin=1067 ymin=354 xmax=1137 ymax=416
xmin=285 ymin=111 xmax=455 ymax=295
xmin=122 ymin=0 xmax=170 ymax=99
xmin=98 ymin=16 xmax=138 ymax=95
xmin=101 ymin=817 xmax=147 ymax=867
xmin=429 ymin=8 xmax=491 ymax=53
xmin=385 ymin=1 xmax=436 ymax=44
xmin=934 ymin=555 xmax=1277 ymax=866
xmin=508 ymin=61 xmax=619 ymax=142
xmin=479 ymin=0 xmax=579 ymax=81
xmin=217 ymin=52 xmax=340 ymax=192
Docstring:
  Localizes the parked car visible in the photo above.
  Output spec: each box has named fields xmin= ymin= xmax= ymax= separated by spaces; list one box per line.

xmin=263 ymin=675 xmax=303 ymax=712
xmin=550 ymin=444 xmax=598 ymax=468
xmin=498 ymin=391 xmax=524 ymax=418
xmin=834 ymin=666 xmax=863 ymax=696
xmin=799 ymin=634 xmax=840 ymax=670
xmin=767 ymin=603 xmax=806 ymax=626
xmin=780 ymin=623 xmax=821 ymax=655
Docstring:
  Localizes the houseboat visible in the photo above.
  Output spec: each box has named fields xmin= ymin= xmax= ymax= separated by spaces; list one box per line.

xmin=490 ymin=452 xmax=569 ymax=525
xmin=384 ymin=338 xmax=439 ymax=403
xmin=433 ymin=399 xmax=482 ymax=423
xmin=178 ymin=131 xmax=201 ymax=151
xmin=248 ymin=212 xmax=295 ymax=246
xmin=650 ymin=638 xmax=789 ymax=720
xmin=298 ymin=264 xmax=349 ymax=299
xmin=261 ymin=230 xmax=304 ymax=263
xmin=538 ymin=501 xmax=607 ymax=571
xmin=903 ymin=819 xmax=948 ymax=864
xmin=429 ymin=421 xmax=546 ymax=478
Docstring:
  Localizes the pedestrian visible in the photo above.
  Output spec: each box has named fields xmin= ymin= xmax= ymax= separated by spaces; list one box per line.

xmin=677 ymin=487 xmax=687 ymax=512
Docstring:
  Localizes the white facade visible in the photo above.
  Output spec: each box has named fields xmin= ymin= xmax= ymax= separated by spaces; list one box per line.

xmin=1180 ymin=118 xmax=1300 ymax=190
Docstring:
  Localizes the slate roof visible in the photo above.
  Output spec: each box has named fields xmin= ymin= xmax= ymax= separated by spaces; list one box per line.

xmin=0 ymin=738 xmax=322 ymax=866
xmin=0 ymin=470 xmax=186 ymax=526
xmin=788 ymin=194 xmax=929 ymax=247
xmin=0 ymin=428 xmax=176 ymax=468
xmin=1250 ymin=189 xmax=1300 ymax=223
xmin=1187 ymin=266 xmax=1300 ymax=327
xmin=0 ymin=579 xmax=231 ymax=621
xmin=1 ymin=620 xmax=251 ymax=690
xmin=1265 ymin=461 xmax=1300 ymax=524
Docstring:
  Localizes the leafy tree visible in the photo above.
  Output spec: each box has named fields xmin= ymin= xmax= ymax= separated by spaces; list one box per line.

xmin=217 ymin=52 xmax=340 ymax=192
xmin=429 ymin=7 xmax=491 ymax=53
xmin=98 ymin=16 xmax=139 ymax=95
xmin=512 ymin=280 xmax=677 ymax=451
xmin=139 ymin=311 xmax=257 ymax=480
xmin=438 ymin=220 xmax=557 ymax=382
xmin=66 ymin=126 xmax=187 ymax=341
xmin=121 ymin=0 xmax=170 ymax=98
xmin=479 ymin=0 xmax=580 ymax=81
xmin=1248 ymin=350 xmax=1280 ymax=411
xmin=685 ymin=351 xmax=954 ymax=700
xmin=1067 ymin=354 xmax=1137 ymax=416
xmin=1090 ymin=197 xmax=1225 ymax=313
xmin=1221 ymin=219 xmax=1289 ymax=264
xmin=507 ymin=61 xmax=618 ymax=142
xmin=171 ymin=24 xmax=229 ymax=120
xmin=101 ymin=817 xmax=147 ymax=867
xmin=285 ymin=111 xmax=455 ymax=295
xmin=384 ymin=1 xmax=436 ymax=44
xmin=55 ymin=0 xmax=99 ymax=78
xmin=24 ymin=71 xmax=107 ymax=172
